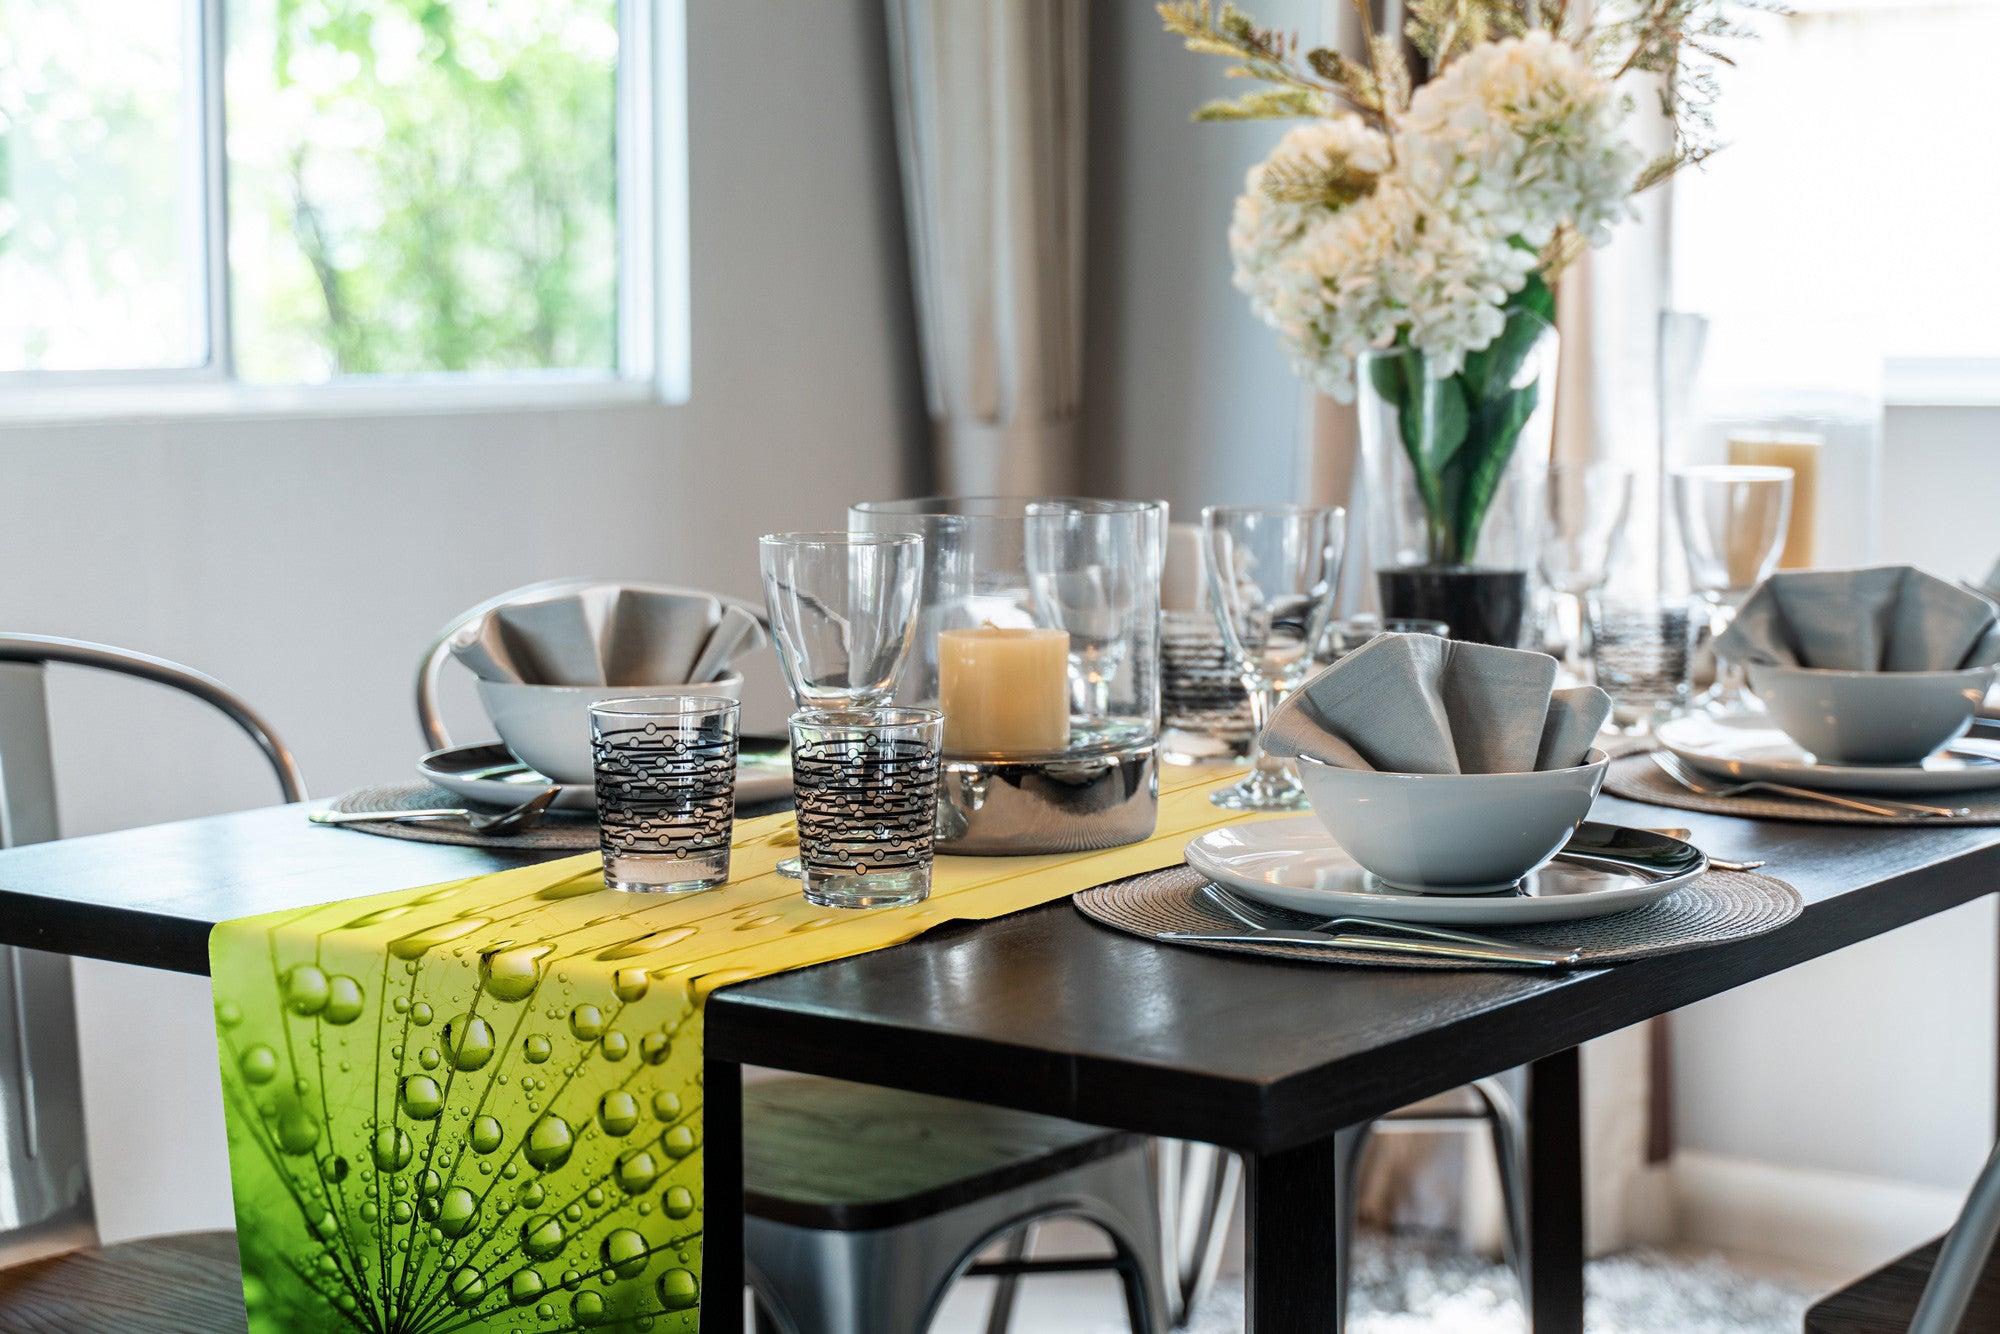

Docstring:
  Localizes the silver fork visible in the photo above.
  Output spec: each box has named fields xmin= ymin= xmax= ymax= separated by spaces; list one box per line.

xmin=1193 ymin=883 xmax=1582 ymax=966
xmin=1651 ymin=751 xmax=1967 ymax=820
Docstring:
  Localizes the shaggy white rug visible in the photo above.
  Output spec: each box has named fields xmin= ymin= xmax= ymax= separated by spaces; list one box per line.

xmin=1150 ymin=1234 xmax=1818 ymax=1334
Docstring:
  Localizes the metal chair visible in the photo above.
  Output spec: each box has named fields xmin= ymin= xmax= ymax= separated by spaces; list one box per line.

xmin=742 ymin=1076 xmax=1167 ymax=1334
xmin=1805 ymin=1136 xmax=2000 ymax=1334
xmin=1166 ymin=1070 xmax=1531 ymax=1331
xmin=0 ymin=634 xmax=303 ymax=1248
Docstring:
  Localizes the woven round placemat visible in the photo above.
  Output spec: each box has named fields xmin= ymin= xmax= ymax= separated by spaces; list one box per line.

xmin=322 ymin=781 xmax=602 ymax=850
xmin=1603 ymin=753 xmax=2000 ymax=826
xmin=1074 ymin=862 xmax=1801 ymax=969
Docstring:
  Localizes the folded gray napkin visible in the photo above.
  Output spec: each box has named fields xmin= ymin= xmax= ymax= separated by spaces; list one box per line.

xmin=1715 ymin=566 xmax=2000 ymax=672
xmin=1980 ymin=556 xmax=2000 ymax=602
xmin=449 ymin=583 xmax=765 ymax=686
xmin=1261 ymin=633 xmax=1612 ymax=774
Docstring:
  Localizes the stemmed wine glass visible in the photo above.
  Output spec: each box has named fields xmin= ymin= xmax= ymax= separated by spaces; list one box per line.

xmin=759 ymin=531 xmax=924 ymax=875
xmin=1024 ymin=500 xmax=1163 ymax=731
xmin=1201 ymin=504 xmax=1346 ymax=811
xmin=1539 ymin=462 xmax=1634 ymax=685
xmin=1670 ymin=465 xmax=1793 ymax=712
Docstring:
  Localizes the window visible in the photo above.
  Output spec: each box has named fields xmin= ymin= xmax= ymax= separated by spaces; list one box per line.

xmin=0 ymin=0 xmax=680 ymax=404
xmin=1670 ymin=0 xmax=2000 ymax=404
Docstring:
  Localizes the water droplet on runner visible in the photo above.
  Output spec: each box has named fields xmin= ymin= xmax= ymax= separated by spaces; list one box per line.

xmin=372 ymin=1127 xmax=413 ymax=1172
xmin=597 ymin=1091 xmax=639 ymax=1136
xmin=612 ymin=968 xmax=649 ymax=1001
xmin=418 ymin=1047 xmax=440 ymax=1070
xmin=417 ymin=1168 xmax=442 ymax=1197
xmin=321 ymin=975 xmax=364 ymax=1024
xmin=283 ymin=965 xmax=329 ymax=1016
xmin=447 ymin=1265 xmax=485 ymax=1307
xmin=481 ymin=942 xmax=554 ymax=1002
xmin=342 ymin=905 xmax=415 ymax=929
xmin=520 ymin=1214 xmax=566 ymax=1260
xmin=658 ymin=1268 xmax=699 ymax=1310
xmin=639 ymin=1031 xmax=670 ymax=1064
xmin=470 ymin=1115 xmax=503 ymax=1154
xmin=238 ymin=1046 xmax=278 ymax=1085
xmin=523 ymin=1033 xmax=552 ymax=1063
xmin=597 ymin=928 xmax=697 ymax=962
xmin=652 ymin=1091 xmax=682 ymax=1121
xmin=276 ymin=1104 xmax=319 ymax=1154
xmin=443 ymin=1014 xmax=495 ymax=1070
xmin=320 ymin=1155 xmax=348 ymax=1183
xmin=571 ymin=1290 xmax=606 ymax=1326
xmin=400 ymin=1075 xmax=443 ymax=1121
xmin=436 ymin=1187 xmax=477 ymax=1237
xmin=510 ymin=1268 xmax=546 ymax=1305
xmin=517 ymin=1180 xmax=544 ymax=1209
xmin=523 ymin=1114 xmax=574 ymax=1171
xmin=411 ymin=1002 xmax=434 ymax=1026
xmin=214 ymin=1000 xmax=242 ymax=1028
xmin=568 ymin=1005 xmax=603 ymax=1040
xmin=601 ymin=1228 xmax=650 ymax=1279
xmin=599 ymin=1031 xmax=629 ymax=1061
xmin=614 ymin=1148 xmax=659 ymax=1195
xmin=308 ymin=1209 xmax=337 ymax=1239
xmin=662 ymin=1124 xmax=696 ymax=1159
xmin=391 ymin=1199 xmax=413 ymax=1224
xmin=662 ymin=1185 xmax=694 ymax=1220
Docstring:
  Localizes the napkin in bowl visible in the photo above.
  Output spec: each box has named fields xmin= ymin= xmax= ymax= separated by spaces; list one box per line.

xmin=1260 ymin=633 xmax=1611 ymax=774
xmin=1716 ymin=565 xmax=2000 ymax=672
xmin=450 ymin=583 xmax=766 ymax=686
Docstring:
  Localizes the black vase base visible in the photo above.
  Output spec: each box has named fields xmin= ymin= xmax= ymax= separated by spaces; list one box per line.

xmin=1378 ymin=567 xmax=1530 ymax=649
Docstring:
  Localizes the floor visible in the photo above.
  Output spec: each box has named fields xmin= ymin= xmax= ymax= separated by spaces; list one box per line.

xmin=928 ymin=1228 xmax=1843 ymax=1334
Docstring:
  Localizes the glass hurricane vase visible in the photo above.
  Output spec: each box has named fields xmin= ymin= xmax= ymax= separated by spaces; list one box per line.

xmin=1359 ymin=302 xmax=1560 ymax=648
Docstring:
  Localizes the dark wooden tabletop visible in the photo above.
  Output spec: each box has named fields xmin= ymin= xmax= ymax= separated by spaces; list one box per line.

xmin=3 ymin=794 xmax=1996 ymax=1155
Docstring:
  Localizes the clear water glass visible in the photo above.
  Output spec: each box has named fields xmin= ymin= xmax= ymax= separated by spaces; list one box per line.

xmin=1201 ymin=504 xmax=1347 ymax=811
xmin=1671 ymin=466 xmax=1793 ymax=711
xmin=760 ymin=531 xmax=924 ymax=877
xmin=1321 ymin=616 xmax=1450 ymax=662
xmin=590 ymin=695 xmax=740 ymax=893
xmin=1025 ymin=501 xmax=1162 ymax=726
xmin=1593 ymin=597 xmax=1694 ymax=733
xmin=789 ymin=707 xmax=943 ymax=909
xmin=1540 ymin=463 xmax=1634 ymax=683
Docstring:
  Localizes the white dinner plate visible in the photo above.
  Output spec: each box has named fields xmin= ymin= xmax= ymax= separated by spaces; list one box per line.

xmin=419 ymin=739 xmax=794 ymax=813
xmin=1657 ymin=712 xmax=2000 ymax=794
xmin=1183 ymin=818 xmax=1704 ymax=926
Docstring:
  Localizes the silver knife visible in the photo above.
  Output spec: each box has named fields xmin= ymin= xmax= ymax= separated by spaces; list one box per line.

xmin=1159 ymin=929 xmax=1579 ymax=967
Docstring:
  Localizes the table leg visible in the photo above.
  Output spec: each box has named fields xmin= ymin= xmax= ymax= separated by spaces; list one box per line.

xmin=1525 ymin=1046 xmax=1585 ymax=1333
xmin=1244 ymin=1135 xmax=1344 ymax=1332
xmin=702 ymin=1056 xmax=743 ymax=1334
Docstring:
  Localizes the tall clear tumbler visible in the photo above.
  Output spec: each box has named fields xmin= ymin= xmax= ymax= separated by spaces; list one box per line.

xmin=759 ymin=531 xmax=924 ymax=876
xmin=1201 ymin=504 xmax=1346 ymax=811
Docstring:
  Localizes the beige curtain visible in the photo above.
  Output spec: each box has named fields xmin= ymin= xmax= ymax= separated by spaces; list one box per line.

xmin=884 ymin=0 xmax=1090 ymax=495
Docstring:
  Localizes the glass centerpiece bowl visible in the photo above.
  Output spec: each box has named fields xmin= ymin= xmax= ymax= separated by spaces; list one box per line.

xmin=1358 ymin=306 xmax=1559 ymax=647
xmin=849 ymin=497 xmax=1165 ymax=855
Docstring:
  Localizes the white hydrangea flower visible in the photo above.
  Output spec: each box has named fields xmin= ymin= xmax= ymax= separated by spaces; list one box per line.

xmin=1398 ymin=31 xmax=1641 ymax=246
xmin=1228 ymin=117 xmax=1391 ymax=322
xmin=1248 ymin=180 xmax=1536 ymax=400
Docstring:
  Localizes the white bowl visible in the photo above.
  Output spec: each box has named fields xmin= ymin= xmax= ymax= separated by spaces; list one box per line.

xmin=475 ymin=674 xmax=744 ymax=786
xmin=1747 ymin=662 xmax=1994 ymax=766
xmin=1294 ymin=750 xmax=1609 ymax=893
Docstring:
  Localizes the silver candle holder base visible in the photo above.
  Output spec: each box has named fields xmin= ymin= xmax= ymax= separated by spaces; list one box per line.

xmin=936 ymin=731 xmax=1159 ymax=856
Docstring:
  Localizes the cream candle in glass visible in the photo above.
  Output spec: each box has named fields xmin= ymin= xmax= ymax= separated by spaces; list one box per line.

xmin=937 ymin=625 xmax=1070 ymax=755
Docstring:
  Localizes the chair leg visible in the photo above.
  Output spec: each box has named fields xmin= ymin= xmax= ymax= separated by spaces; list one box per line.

xmin=1474 ymin=1072 xmax=1533 ymax=1299
xmin=1181 ymin=1148 xmax=1240 ymax=1323
xmin=1333 ymin=1121 xmax=1375 ymax=1334
xmin=982 ymin=1221 xmax=1036 ymax=1334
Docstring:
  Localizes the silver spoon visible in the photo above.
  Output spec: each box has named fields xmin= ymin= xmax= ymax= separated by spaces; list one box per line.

xmin=311 ymin=786 xmax=559 ymax=835
xmin=1651 ymin=751 xmax=1967 ymax=820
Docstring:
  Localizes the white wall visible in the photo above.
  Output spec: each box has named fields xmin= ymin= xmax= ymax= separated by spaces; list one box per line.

xmin=1080 ymin=0 xmax=1316 ymax=511
xmin=1670 ymin=404 xmax=2000 ymax=1269
xmin=3 ymin=0 xmax=920 ymax=1242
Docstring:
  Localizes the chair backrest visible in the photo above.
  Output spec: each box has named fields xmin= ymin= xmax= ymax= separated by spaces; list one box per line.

xmin=0 ymin=634 xmax=303 ymax=1244
xmin=0 ymin=634 xmax=306 ymax=836
xmin=414 ymin=579 xmax=768 ymax=753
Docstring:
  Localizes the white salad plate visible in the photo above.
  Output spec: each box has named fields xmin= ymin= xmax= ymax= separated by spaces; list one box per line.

xmin=420 ymin=739 xmax=794 ymax=813
xmin=1657 ymin=712 xmax=2000 ymax=795
xmin=1183 ymin=818 xmax=1705 ymax=926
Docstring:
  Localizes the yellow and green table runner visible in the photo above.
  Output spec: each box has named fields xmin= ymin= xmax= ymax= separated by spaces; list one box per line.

xmin=210 ymin=769 xmax=1249 ymax=1333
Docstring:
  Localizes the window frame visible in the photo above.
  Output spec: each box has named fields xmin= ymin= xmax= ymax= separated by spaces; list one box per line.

xmin=0 ymin=0 xmax=687 ymax=421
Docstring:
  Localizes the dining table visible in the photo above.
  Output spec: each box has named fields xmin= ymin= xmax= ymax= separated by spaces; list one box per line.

xmin=2 ymin=791 xmax=1998 ymax=1334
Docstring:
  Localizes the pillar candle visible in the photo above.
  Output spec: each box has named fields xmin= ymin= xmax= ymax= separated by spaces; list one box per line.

xmin=937 ymin=626 xmax=1070 ymax=756
xmin=1729 ymin=432 xmax=1823 ymax=569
